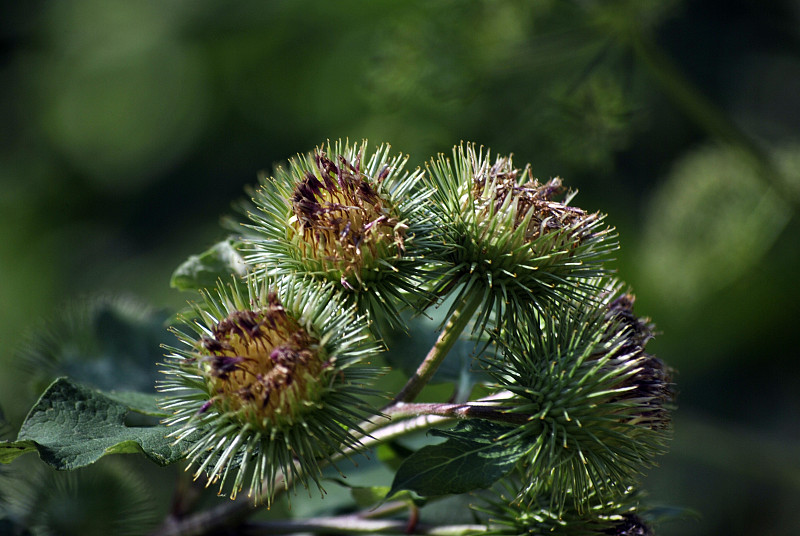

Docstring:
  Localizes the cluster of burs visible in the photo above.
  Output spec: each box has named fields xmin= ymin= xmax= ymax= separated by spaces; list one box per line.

xmin=161 ymin=140 xmax=675 ymax=536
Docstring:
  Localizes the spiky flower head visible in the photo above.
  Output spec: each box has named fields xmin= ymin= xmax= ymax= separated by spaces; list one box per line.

xmin=483 ymin=279 xmax=674 ymax=511
xmin=245 ymin=140 xmax=438 ymax=331
xmin=158 ymin=276 xmax=382 ymax=504
xmin=476 ymin=474 xmax=653 ymax=536
xmin=425 ymin=144 xmax=617 ymax=329
xmin=0 ymin=459 xmax=159 ymax=536
xmin=17 ymin=295 xmax=165 ymax=395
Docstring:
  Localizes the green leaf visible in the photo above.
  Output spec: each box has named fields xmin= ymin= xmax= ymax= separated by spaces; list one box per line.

xmin=0 ymin=378 xmax=187 ymax=469
xmin=170 ymin=238 xmax=247 ymax=291
xmin=0 ymin=440 xmax=38 ymax=464
xmin=103 ymin=391 xmax=166 ymax=417
xmin=387 ymin=420 xmax=524 ymax=498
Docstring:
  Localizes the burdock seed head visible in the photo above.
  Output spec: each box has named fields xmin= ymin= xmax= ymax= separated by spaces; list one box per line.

xmin=246 ymin=140 xmax=439 ymax=332
xmin=425 ymin=143 xmax=618 ymax=331
xmin=158 ymin=276 xmax=383 ymax=504
xmin=483 ymin=279 xmax=674 ymax=511
xmin=474 ymin=473 xmax=654 ymax=536
xmin=197 ymin=292 xmax=325 ymax=428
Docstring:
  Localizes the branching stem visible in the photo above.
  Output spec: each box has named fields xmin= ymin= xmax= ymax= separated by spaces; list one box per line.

xmin=239 ymin=517 xmax=488 ymax=535
xmin=385 ymin=401 xmax=528 ymax=425
xmin=630 ymin=29 xmax=800 ymax=209
xmin=150 ymin=393 xmax=516 ymax=536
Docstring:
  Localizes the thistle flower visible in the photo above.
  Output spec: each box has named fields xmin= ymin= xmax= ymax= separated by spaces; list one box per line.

xmin=158 ymin=277 xmax=382 ymax=504
xmin=245 ymin=140 xmax=438 ymax=331
xmin=483 ymin=279 xmax=674 ymax=510
xmin=425 ymin=144 xmax=617 ymax=330
xmin=475 ymin=474 xmax=653 ymax=536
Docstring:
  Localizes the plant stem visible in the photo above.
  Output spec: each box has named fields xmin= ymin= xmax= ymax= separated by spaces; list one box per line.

xmin=154 ymin=291 xmax=492 ymax=536
xmin=359 ymin=391 xmax=516 ymax=443
xmin=150 ymin=420 xmax=422 ymax=536
xmin=152 ymin=497 xmax=261 ymax=536
xmin=385 ymin=402 xmax=528 ymax=425
xmin=239 ymin=516 xmax=488 ymax=535
xmin=150 ymin=392 xmax=516 ymax=536
xmin=393 ymin=291 xmax=484 ymax=403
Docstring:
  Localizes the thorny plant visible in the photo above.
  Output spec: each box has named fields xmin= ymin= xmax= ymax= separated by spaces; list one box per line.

xmin=1 ymin=141 xmax=675 ymax=536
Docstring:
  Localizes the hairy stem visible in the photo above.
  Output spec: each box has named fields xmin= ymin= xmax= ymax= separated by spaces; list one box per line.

xmin=240 ymin=517 xmax=488 ymax=535
xmin=385 ymin=401 xmax=528 ymax=425
xmin=357 ymin=391 xmax=517 ymax=443
xmin=393 ymin=291 xmax=484 ymax=403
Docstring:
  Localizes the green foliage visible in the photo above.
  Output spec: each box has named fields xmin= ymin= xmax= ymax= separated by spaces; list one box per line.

xmin=0 ymin=378 xmax=183 ymax=469
xmin=170 ymin=238 xmax=248 ymax=292
xmin=2 ymin=140 xmax=675 ymax=535
xmin=388 ymin=421 xmax=525 ymax=498
xmin=640 ymin=144 xmax=799 ymax=304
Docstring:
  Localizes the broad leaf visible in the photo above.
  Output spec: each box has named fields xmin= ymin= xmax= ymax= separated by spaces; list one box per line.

xmin=0 ymin=378 xmax=187 ymax=469
xmin=170 ymin=238 xmax=248 ymax=291
xmin=104 ymin=390 xmax=165 ymax=417
xmin=387 ymin=420 xmax=524 ymax=498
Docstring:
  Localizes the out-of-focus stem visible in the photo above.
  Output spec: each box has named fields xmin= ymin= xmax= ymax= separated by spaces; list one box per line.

xmin=630 ymin=30 xmax=800 ymax=208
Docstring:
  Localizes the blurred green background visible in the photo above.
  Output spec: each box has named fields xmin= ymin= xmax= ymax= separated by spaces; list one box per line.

xmin=1 ymin=0 xmax=799 ymax=534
